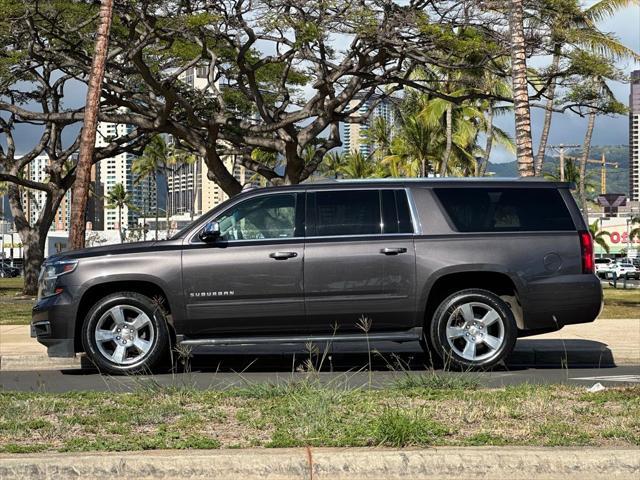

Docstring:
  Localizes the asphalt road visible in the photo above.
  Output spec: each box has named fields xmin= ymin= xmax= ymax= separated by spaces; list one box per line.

xmin=1 ymin=341 xmax=638 ymax=392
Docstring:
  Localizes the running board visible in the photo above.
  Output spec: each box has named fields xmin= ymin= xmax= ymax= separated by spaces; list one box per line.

xmin=177 ymin=328 xmax=422 ymax=347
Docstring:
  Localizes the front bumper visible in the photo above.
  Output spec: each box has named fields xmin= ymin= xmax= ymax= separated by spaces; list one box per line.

xmin=31 ymin=288 xmax=80 ymax=358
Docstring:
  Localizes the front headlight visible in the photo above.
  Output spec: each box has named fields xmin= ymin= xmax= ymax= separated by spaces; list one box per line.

xmin=37 ymin=260 xmax=78 ymax=300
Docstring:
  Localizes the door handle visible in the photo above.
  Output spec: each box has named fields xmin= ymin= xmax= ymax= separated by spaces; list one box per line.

xmin=381 ymin=247 xmax=407 ymax=255
xmin=269 ymin=251 xmax=298 ymax=260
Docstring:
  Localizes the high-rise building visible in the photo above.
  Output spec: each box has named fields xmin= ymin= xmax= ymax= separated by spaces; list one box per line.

xmin=630 ymin=70 xmax=640 ymax=202
xmin=342 ymin=93 xmax=396 ymax=157
xmin=96 ymin=121 xmax=156 ymax=231
xmin=167 ymin=155 xmax=247 ymax=217
xmin=166 ymin=67 xmax=247 ymax=216
xmin=22 ymin=154 xmax=72 ymax=230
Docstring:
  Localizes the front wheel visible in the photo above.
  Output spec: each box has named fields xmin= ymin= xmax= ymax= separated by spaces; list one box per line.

xmin=427 ymin=289 xmax=517 ymax=370
xmin=82 ymin=292 xmax=169 ymax=375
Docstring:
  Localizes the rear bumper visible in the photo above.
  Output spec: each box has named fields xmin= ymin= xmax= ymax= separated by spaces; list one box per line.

xmin=520 ymin=274 xmax=603 ymax=331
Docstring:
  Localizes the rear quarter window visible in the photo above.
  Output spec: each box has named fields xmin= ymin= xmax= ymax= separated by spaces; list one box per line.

xmin=434 ymin=187 xmax=575 ymax=232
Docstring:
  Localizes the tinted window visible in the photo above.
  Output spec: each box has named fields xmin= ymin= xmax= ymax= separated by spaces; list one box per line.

xmin=395 ymin=190 xmax=414 ymax=233
xmin=314 ymin=190 xmax=381 ymax=236
xmin=381 ymin=190 xmax=414 ymax=234
xmin=435 ymin=188 xmax=574 ymax=232
xmin=215 ymin=194 xmax=297 ymax=240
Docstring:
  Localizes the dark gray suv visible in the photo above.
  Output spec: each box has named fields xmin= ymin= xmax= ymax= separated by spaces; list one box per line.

xmin=32 ymin=179 xmax=603 ymax=373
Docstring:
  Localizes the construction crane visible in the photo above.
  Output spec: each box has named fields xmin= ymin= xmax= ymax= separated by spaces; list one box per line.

xmin=548 ymin=145 xmax=619 ymax=193
xmin=586 ymin=153 xmax=619 ymax=195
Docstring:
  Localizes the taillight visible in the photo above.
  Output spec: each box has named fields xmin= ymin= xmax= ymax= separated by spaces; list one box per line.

xmin=579 ymin=231 xmax=594 ymax=274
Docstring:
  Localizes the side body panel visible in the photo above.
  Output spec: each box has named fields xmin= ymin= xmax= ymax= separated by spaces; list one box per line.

xmin=180 ymin=240 xmax=305 ymax=335
xmin=410 ymin=187 xmax=602 ymax=331
xmin=33 ymin=244 xmax=185 ymax=355
xmin=303 ymin=236 xmax=416 ymax=333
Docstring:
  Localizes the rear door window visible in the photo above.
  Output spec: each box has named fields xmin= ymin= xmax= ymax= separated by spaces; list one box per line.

xmin=434 ymin=188 xmax=575 ymax=232
xmin=312 ymin=190 xmax=381 ymax=236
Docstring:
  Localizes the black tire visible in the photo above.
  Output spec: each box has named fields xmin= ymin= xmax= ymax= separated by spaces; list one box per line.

xmin=82 ymin=291 xmax=169 ymax=375
xmin=425 ymin=289 xmax=517 ymax=370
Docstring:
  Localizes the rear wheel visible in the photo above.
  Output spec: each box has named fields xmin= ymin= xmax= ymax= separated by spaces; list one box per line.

xmin=425 ymin=289 xmax=517 ymax=370
xmin=82 ymin=292 xmax=169 ymax=375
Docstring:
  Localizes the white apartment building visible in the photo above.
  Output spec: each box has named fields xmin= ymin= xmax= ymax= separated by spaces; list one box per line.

xmin=23 ymin=154 xmax=72 ymax=230
xmin=167 ymin=153 xmax=248 ymax=217
xmin=166 ymin=66 xmax=247 ymax=217
xmin=96 ymin=121 xmax=156 ymax=231
xmin=630 ymin=70 xmax=640 ymax=202
xmin=342 ymin=93 xmax=396 ymax=157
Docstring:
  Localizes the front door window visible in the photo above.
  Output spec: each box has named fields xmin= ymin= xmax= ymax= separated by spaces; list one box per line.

xmin=215 ymin=194 xmax=297 ymax=241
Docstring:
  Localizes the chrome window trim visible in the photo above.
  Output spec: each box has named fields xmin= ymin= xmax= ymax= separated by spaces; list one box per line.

xmin=187 ymin=186 xmax=421 ymax=245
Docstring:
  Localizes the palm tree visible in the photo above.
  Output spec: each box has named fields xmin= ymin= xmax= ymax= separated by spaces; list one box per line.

xmin=629 ymin=216 xmax=640 ymax=242
xmin=509 ymin=0 xmax=535 ymax=177
xmin=68 ymin=0 xmax=115 ymax=249
xmin=362 ymin=117 xmax=393 ymax=162
xmin=534 ymin=0 xmax=639 ymax=175
xmin=338 ymin=152 xmax=378 ymax=179
xmin=385 ymin=115 xmax=433 ymax=177
xmin=589 ymin=220 xmax=611 ymax=254
xmin=106 ymin=183 xmax=135 ymax=243
xmin=133 ymin=135 xmax=168 ymax=240
xmin=544 ymin=158 xmax=597 ymax=193
xmin=318 ymin=151 xmax=345 ymax=179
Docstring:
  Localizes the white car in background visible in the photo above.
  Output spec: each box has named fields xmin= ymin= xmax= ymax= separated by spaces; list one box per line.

xmin=595 ymin=258 xmax=613 ymax=278
xmin=608 ymin=261 xmax=640 ymax=280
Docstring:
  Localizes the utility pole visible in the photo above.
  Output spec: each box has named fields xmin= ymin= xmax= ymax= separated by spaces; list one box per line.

xmin=548 ymin=144 xmax=580 ymax=181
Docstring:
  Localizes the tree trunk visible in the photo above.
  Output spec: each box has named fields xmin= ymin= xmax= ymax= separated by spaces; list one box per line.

xmin=7 ymin=184 xmax=65 ymax=296
xmin=509 ymin=0 xmax=535 ymax=177
xmin=203 ymin=147 xmax=242 ymax=197
xmin=579 ymin=109 xmax=596 ymax=222
xmin=154 ymin=173 xmax=159 ymax=241
xmin=68 ymin=0 xmax=115 ymax=250
xmin=480 ymin=104 xmax=495 ymax=176
xmin=118 ymin=206 xmax=123 ymax=243
xmin=20 ymin=232 xmax=44 ymax=297
xmin=439 ymin=103 xmax=453 ymax=177
xmin=534 ymin=48 xmax=561 ymax=176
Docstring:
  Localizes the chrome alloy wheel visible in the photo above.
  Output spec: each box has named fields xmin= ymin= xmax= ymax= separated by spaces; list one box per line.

xmin=445 ymin=302 xmax=505 ymax=362
xmin=94 ymin=305 xmax=155 ymax=365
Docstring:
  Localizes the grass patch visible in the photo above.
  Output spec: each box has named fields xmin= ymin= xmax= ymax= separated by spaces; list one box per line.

xmin=0 ymin=301 xmax=32 ymax=325
xmin=0 ymin=383 xmax=638 ymax=453
xmin=600 ymin=286 xmax=640 ymax=319
xmin=0 ymin=277 xmax=23 ymax=297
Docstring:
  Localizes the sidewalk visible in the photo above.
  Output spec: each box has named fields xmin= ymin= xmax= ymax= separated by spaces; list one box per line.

xmin=0 ymin=447 xmax=638 ymax=480
xmin=1 ymin=319 xmax=639 ymax=371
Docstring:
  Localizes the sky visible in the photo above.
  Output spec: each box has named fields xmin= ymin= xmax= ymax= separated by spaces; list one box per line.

xmin=4 ymin=3 xmax=640 ymax=162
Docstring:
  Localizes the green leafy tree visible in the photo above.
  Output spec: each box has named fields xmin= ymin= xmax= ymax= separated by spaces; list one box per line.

xmin=318 ymin=152 xmax=345 ymax=180
xmin=338 ymin=152 xmax=378 ymax=179
xmin=133 ymin=136 xmax=168 ymax=241
xmin=629 ymin=216 xmax=640 ymax=242
xmin=106 ymin=183 xmax=136 ymax=244
xmin=589 ymin=220 xmax=611 ymax=254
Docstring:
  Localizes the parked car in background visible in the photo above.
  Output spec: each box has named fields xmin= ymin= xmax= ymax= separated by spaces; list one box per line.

xmin=31 ymin=178 xmax=603 ymax=373
xmin=0 ymin=263 xmax=20 ymax=278
xmin=595 ymin=258 xmax=613 ymax=278
xmin=608 ymin=261 xmax=640 ymax=280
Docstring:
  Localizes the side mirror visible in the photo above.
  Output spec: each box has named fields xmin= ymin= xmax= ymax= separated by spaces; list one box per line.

xmin=199 ymin=221 xmax=221 ymax=243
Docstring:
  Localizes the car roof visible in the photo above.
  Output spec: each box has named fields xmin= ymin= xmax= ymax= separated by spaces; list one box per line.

xmin=241 ymin=177 xmax=574 ymax=194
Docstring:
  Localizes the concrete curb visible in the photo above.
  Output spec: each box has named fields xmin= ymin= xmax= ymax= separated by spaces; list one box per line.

xmin=1 ymin=447 xmax=639 ymax=479
xmin=1 ymin=345 xmax=638 ymax=372
xmin=0 ymin=355 xmax=82 ymax=371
